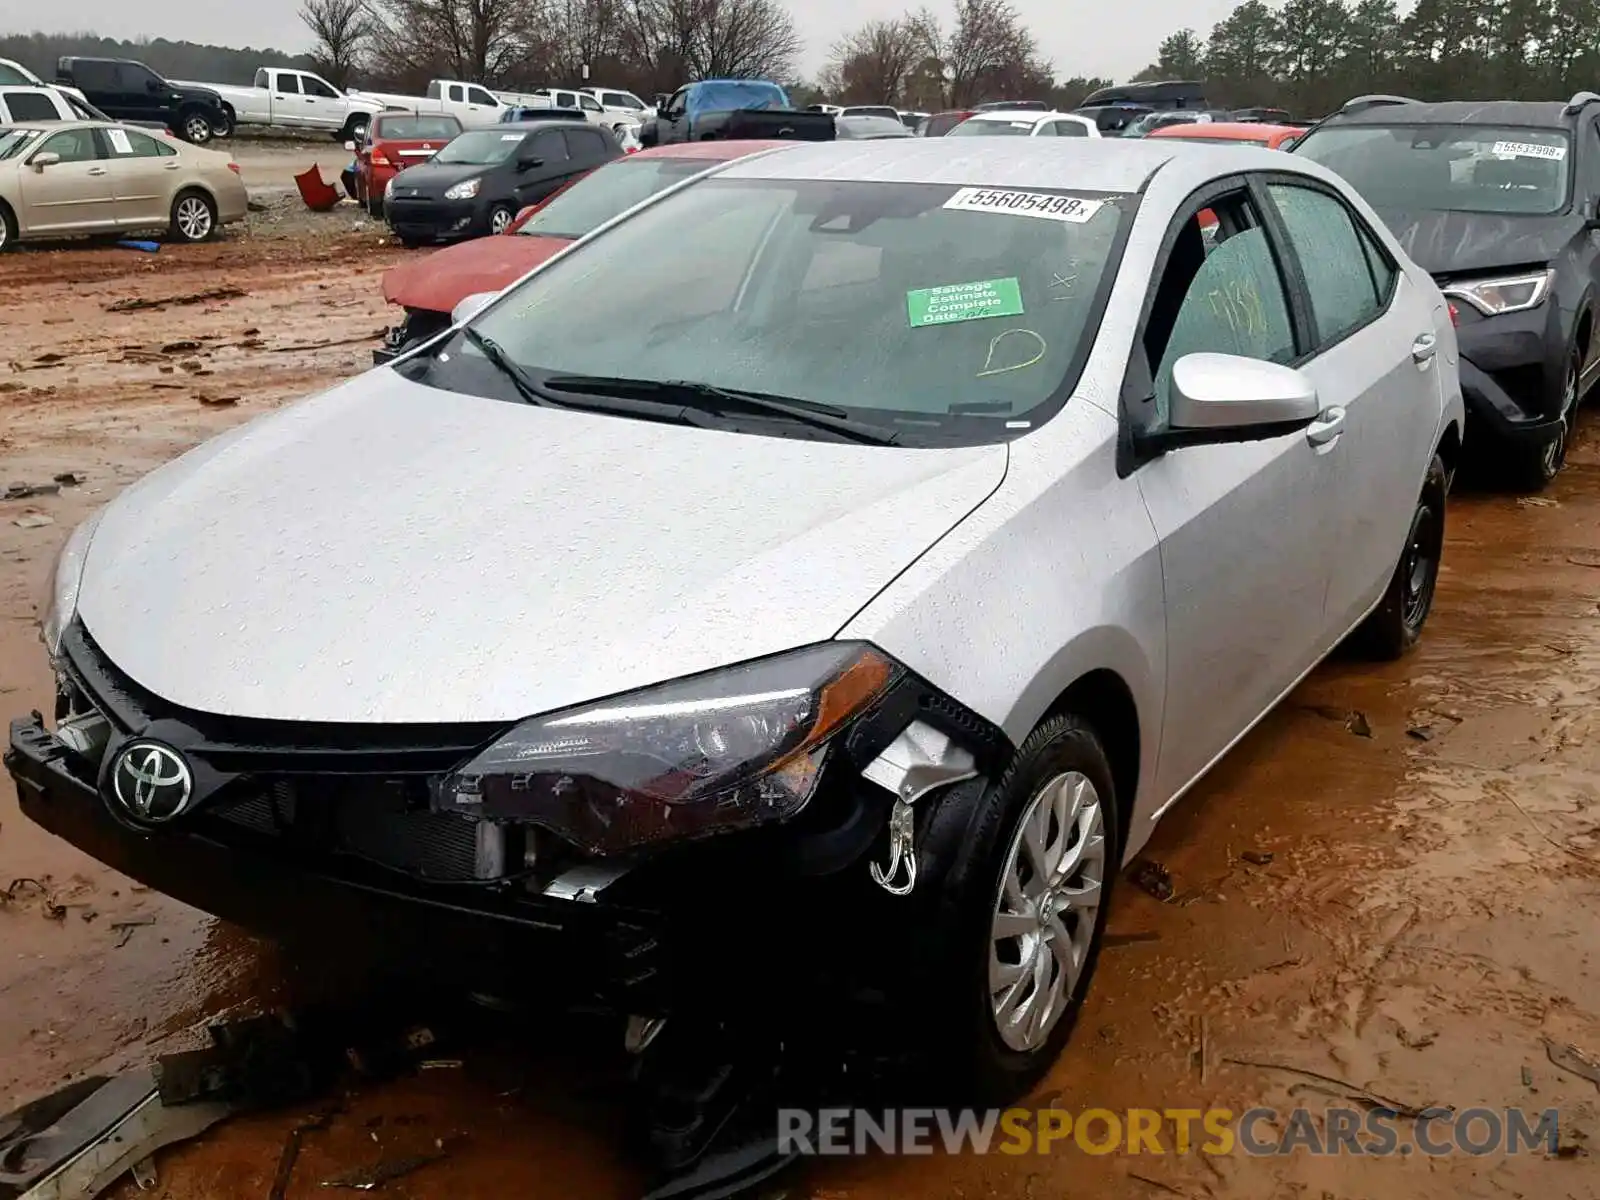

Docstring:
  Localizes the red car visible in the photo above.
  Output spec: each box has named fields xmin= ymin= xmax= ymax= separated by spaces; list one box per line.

xmin=1147 ymin=121 xmax=1306 ymax=151
xmin=377 ymin=139 xmax=793 ymax=358
xmin=351 ymin=112 xmax=465 ymax=217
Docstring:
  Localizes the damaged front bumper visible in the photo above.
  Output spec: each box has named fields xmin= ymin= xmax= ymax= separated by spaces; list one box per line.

xmin=1450 ymin=296 xmax=1566 ymax=451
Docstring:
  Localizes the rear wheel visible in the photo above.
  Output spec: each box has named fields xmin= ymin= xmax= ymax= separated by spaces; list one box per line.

xmin=1350 ymin=454 xmax=1447 ymax=660
xmin=211 ymin=108 xmax=234 ymax=139
xmin=169 ymin=189 xmax=217 ymax=242
xmin=0 ymin=201 xmax=15 ymax=252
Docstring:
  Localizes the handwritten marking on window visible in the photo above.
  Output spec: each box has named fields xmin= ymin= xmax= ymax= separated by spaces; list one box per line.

xmin=1202 ymin=275 xmax=1268 ymax=338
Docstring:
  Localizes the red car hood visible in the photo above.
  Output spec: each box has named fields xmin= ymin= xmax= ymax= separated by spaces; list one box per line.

xmin=382 ymin=234 xmax=574 ymax=314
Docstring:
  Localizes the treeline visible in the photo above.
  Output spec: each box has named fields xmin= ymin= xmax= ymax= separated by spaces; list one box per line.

xmin=0 ymin=32 xmax=310 ymax=85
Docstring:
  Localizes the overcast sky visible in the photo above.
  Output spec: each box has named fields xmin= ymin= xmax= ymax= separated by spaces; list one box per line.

xmin=0 ymin=0 xmax=1247 ymax=82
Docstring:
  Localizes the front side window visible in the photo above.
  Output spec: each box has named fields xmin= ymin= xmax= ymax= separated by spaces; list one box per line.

xmin=1267 ymin=183 xmax=1385 ymax=346
xmin=445 ymin=177 xmax=1135 ymax=445
xmin=304 ymin=76 xmax=338 ymax=99
xmin=1294 ymin=123 xmax=1573 ymax=215
xmin=1053 ymin=120 xmax=1088 ymax=138
xmin=467 ymin=86 xmax=497 ymax=107
xmin=1146 ymin=193 xmax=1297 ymax=423
xmin=121 ymin=64 xmax=160 ymax=91
xmin=580 ymin=95 xmax=602 ymax=112
xmin=36 ymin=127 xmax=102 ymax=163
xmin=433 ymin=130 xmax=527 ymax=165
xmin=605 ymin=91 xmax=645 ymax=110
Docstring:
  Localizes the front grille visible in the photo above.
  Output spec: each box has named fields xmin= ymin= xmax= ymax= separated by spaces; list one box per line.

xmin=210 ymin=779 xmax=482 ymax=882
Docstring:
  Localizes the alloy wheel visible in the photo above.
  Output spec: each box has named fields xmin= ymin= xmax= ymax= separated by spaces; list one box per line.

xmin=176 ymin=197 xmax=212 ymax=241
xmin=185 ymin=116 xmax=211 ymax=144
xmin=988 ymin=770 xmax=1106 ymax=1053
xmin=490 ymin=207 xmax=513 ymax=234
xmin=1542 ymin=359 xmax=1580 ymax=477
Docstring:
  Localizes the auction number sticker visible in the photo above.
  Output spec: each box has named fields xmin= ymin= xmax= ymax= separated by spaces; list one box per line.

xmin=907 ymin=277 xmax=1024 ymax=328
xmin=943 ymin=187 xmax=1106 ymax=223
xmin=1490 ymin=140 xmax=1566 ymax=161
xmin=106 ymin=128 xmax=133 ymax=155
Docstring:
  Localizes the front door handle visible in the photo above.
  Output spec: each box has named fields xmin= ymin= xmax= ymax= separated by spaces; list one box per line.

xmin=86 ymin=166 xmax=107 ymax=175
xmin=1306 ymin=405 xmax=1346 ymax=446
xmin=1412 ymin=332 xmax=1438 ymax=363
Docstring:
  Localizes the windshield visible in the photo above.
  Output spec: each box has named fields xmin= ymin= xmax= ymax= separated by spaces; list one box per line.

xmin=0 ymin=128 xmax=44 ymax=160
xmin=838 ymin=115 xmax=913 ymax=139
xmin=376 ymin=114 xmax=461 ymax=140
xmin=433 ymin=130 xmax=525 ymax=165
xmin=1294 ymin=124 xmax=1573 ymax=215
xmin=948 ymin=118 xmax=1036 ymax=137
xmin=518 ymin=156 xmax=719 ymax=239
xmin=445 ymin=177 xmax=1133 ymax=445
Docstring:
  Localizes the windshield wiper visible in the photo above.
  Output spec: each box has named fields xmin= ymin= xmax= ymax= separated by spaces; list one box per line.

xmin=540 ymin=374 xmax=900 ymax=445
xmin=457 ymin=331 xmax=718 ymax=428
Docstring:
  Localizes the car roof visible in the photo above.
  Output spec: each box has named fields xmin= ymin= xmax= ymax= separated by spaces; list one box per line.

xmin=1330 ymin=99 xmax=1571 ymax=128
xmin=962 ymin=109 xmax=1087 ymax=124
xmin=1150 ymin=122 xmax=1301 ymax=141
xmin=632 ymin=138 xmax=794 ymax=161
xmin=718 ymin=137 xmax=1188 ymax=193
xmin=497 ymin=119 xmax=593 ymax=131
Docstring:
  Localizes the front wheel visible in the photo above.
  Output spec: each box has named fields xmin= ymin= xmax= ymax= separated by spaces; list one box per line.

xmin=0 ymin=201 xmax=15 ymax=253
xmin=1516 ymin=344 xmax=1582 ymax=489
xmin=487 ymin=204 xmax=514 ymax=235
xmin=1350 ymin=453 xmax=1447 ymax=660
xmin=211 ymin=109 xmax=234 ymax=139
xmin=918 ymin=713 xmax=1120 ymax=1103
xmin=169 ymin=189 xmax=217 ymax=242
xmin=179 ymin=110 xmax=213 ymax=145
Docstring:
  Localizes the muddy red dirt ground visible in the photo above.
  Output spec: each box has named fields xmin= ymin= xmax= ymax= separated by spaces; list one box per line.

xmin=2 ymin=230 xmax=1598 ymax=1199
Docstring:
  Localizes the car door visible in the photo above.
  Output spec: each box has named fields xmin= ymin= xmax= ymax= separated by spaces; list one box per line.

xmin=1130 ymin=179 xmax=1344 ymax=803
xmin=511 ymin=129 xmax=573 ymax=206
xmin=119 ymin=63 xmax=169 ymax=124
xmin=301 ymin=74 xmax=344 ymax=129
xmin=658 ymin=87 xmax=689 ymax=141
xmin=563 ymin=127 xmax=617 ymax=175
xmin=18 ymin=126 xmax=117 ymax=232
xmin=1258 ymin=177 xmax=1441 ymax=637
xmin=267 ymin=72 xmax=305 ymax=127
xmin=464 ymin=85 xmax=500 ymax=126
xmin=101 ymin=127 xmax=179 ymax=227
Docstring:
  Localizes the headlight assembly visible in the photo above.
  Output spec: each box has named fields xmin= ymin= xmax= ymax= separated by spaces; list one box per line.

xmin=1443 ymin=269 xmax=1555 ymax=316
xmin=40 ymin=507 xmax=105 ymax=660
xmin=444 ymin=177 xmax=481 ymax=200
xmin=436 ymin=643 xmax=899 ymax=855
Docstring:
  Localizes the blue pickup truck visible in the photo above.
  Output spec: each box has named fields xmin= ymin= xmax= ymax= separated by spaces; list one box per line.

xmin=637 ymin=79 xmax=835 ymax=146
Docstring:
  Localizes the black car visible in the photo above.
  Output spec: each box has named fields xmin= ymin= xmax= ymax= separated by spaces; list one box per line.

xmin=383 ymin=120 xmax=622 ymax=247
xmin=55 ymin=57 xmax=228 ymax=145
xmin=1295 ymin=94 xmax=1600 ymax=485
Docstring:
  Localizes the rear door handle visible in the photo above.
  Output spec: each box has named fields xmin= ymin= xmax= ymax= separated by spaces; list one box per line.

xmin=1412 ymin=332 xmax=1438 ymax=363
xmin=86 ymin=167 xmax=107 ymax=175
xmin=1306 ymin=405 xmax=1346 ymax=446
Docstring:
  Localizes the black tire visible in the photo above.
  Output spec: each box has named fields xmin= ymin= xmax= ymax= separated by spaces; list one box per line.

xmin=178 ymin=108 xmax=214 ymax=145
xmin=916 ymin=713 xmax=1121 ymax=1104
xmin=1350 ymin=454 xmax=1447 ymax=660
xmin=1515 ymin=342 xmax=1582 ymax=489
xmin=0 ymin=200 xmax=16 ymax=253
xmin=169 ymin=189 xmax=218 ymax=243
xmin=341 ymin=116 xmax=369 ymax=144
xmin=211 ymin=108 xmax=234 ymax=139
xmin=487 ymin=203 xmax=515 ymax=235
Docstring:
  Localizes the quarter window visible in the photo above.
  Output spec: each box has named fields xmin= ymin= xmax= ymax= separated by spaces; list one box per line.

xmin=1268 ymin=183 xmax=1384 ymax=347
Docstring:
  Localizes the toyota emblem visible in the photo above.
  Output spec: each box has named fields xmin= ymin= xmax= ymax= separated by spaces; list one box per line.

xmin=109 ymin=740 xmax=195 ymax=823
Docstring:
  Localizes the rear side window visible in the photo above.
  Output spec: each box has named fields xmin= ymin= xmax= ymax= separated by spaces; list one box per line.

xmin=1052 ymin=120 xmax=1087 ymax=137
xmin=68 ymin=60 xmax=116 ymax=91
xmin=564 ymin=128 xmax=607 ymax=157
xmin=3 ymin=92 xmax=62 ymax=122
xmin=107 ymin=128 xmax=172 ymax=157
xmin=531 ymin=129 xmax=569 ymax=162
xmin=1267 ymin=183 xmax=1386 ymax=347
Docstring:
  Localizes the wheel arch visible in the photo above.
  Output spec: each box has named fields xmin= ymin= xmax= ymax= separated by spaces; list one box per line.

xmin=1435 ymin=419 xmax=1462 ymax=480
xmin=1035 ymin=668 xmax=1142 ymax=861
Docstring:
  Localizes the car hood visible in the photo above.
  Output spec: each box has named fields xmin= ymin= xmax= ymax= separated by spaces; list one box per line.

xmin=1375 ymin=207 xmax=1579 ymax=277
xmin=382 ymin=233 xmax=570 ymax=313
xmin=75 ymin=371 xmax=1006 ymax=724
xmin=173 ymin=83 xmax=224 ymax=107
xmin=388 ymin=161 xmax=492 ymax=195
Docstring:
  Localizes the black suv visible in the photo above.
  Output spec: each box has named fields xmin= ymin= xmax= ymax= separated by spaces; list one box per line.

xmin=55 ymin=57 xmax=228 ymax=145
xmin=1294 ymin=93 xmax=1600 ymax=486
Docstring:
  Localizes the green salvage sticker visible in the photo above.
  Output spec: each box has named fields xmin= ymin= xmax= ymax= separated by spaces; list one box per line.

xmin=907 ymin=277 xmax=1024 ymax=328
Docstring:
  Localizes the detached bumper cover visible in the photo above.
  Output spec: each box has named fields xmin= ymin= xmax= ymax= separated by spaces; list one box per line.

xmin=1457 ymin=357 xmax=1563 ymax=444
xmin=1449 ymin=296 xmax=1565 ymax=447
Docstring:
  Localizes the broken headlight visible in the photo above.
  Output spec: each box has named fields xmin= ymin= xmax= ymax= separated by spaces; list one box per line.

xmin=41 ymin=506 xmax=105 ymax=660
xmin=1443 ymin=269 xmax=1555 ymax=317
xmin=437 ymin=643 xmax=899 ymax=855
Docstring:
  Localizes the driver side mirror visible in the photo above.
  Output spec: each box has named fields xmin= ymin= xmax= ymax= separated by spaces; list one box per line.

xmin=517 ymin=155 xmax=544 ymax=171
xmin=31 ymin=151 xmax=60 ymax=171
xmin=1141 ymin=353 xmax=1320 ymax=453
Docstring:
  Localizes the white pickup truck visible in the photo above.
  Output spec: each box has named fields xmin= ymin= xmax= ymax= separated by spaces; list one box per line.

xmin=169 ymin=67 xmax=382 ymax=141
xmin=348 ymin=79 xmax=511 ymax=129
xmin=582 ymin=86 xmax=655 ymax=128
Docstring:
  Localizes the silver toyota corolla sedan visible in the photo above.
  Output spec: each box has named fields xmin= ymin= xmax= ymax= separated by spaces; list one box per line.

xmin=8 ymin=139 xmax=1463 ymax=1102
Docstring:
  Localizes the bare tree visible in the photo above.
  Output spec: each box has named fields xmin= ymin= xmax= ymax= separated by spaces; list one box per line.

xmin=822 ymin=10 xmax=937 ymax=103
xmin=367 ymin=0 xmax=548 ymax=85
xmin=622 ymin=0 xmax=800 ymax=88
xmin=943 ymin=0 xmax=1047 ymax=106
xmin=300 ymin=0 xmax=373 ymax=86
